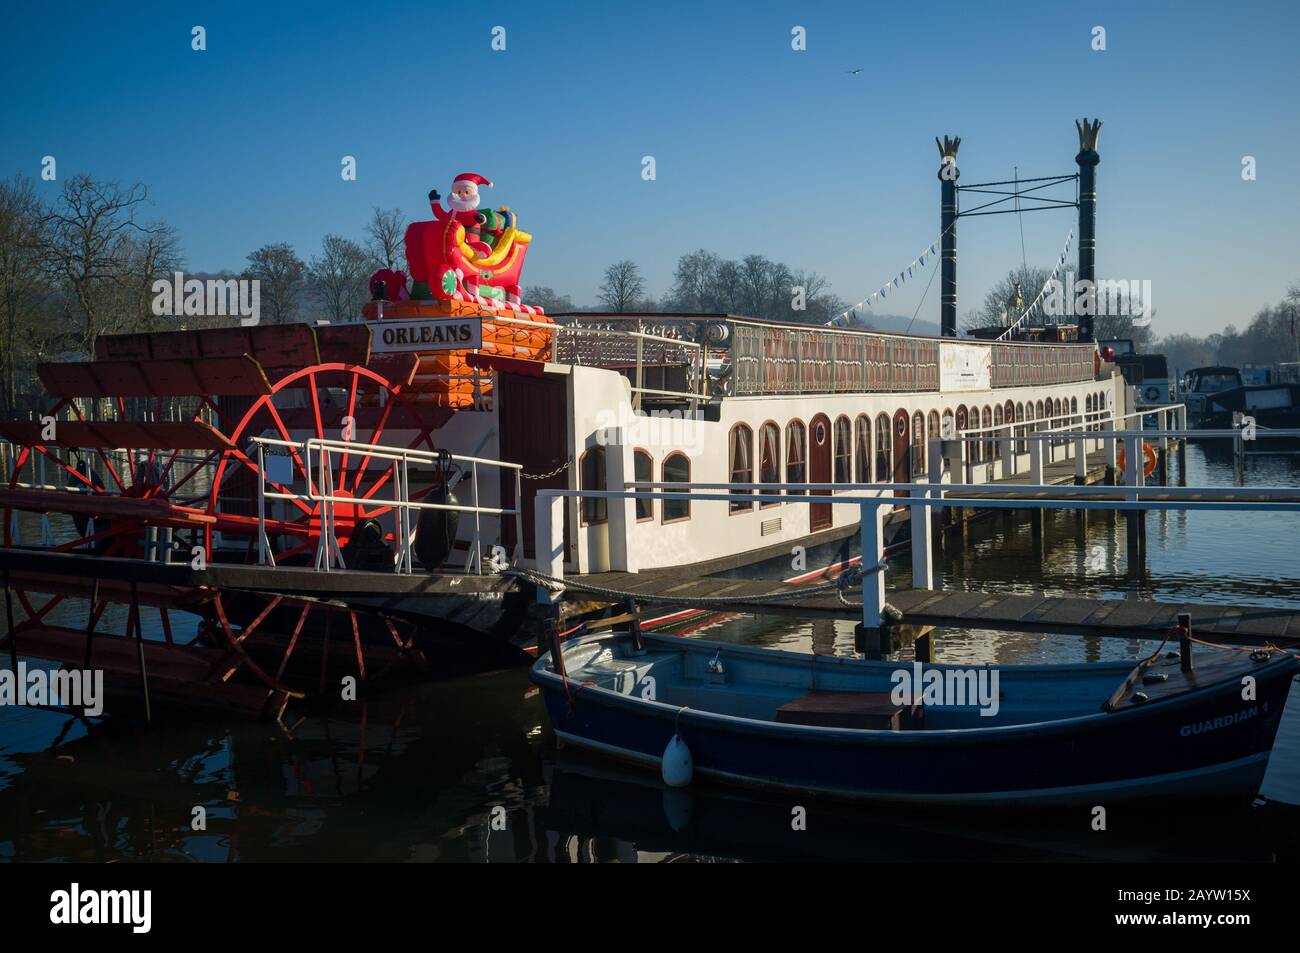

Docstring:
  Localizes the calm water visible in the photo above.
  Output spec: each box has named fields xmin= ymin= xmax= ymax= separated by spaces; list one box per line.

xmin=2 ymin=444 xmax=1298 ymax=862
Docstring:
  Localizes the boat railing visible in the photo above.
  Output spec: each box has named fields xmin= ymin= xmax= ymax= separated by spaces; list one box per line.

xmin=249 ymin=435 xmax=524 ymax=575
xmin=726 ymin=320 xmax=1096 ymax=397
xmin=536 ymin=474 xmax=1300 ymax=629
xmin=503 ymin=314 xmax=711 ymax=409
xmin=942 ymin=404 xmax=1190 ymax=484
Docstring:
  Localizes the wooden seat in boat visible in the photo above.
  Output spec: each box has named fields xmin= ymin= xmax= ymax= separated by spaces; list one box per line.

xmin=776 ymin=691 xmax=922 ymax=731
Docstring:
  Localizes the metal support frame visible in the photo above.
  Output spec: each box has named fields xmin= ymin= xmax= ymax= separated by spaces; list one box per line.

xmin=251 ymin=435 xmax=524 ymax=575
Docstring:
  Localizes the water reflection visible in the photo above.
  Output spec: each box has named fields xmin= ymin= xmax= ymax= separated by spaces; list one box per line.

xmin=0 ymin=445 xmax=1297 ymax=862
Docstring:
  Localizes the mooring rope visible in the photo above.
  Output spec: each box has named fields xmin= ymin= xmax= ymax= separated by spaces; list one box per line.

xmin=503 ymin=563 xmax=880 ymax=608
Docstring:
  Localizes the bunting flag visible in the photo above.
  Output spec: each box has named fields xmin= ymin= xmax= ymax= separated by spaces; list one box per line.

xmin=827 ymin=221 xmax=958 ymax=326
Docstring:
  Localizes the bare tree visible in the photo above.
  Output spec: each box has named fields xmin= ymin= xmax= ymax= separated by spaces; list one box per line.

xmin=522 ymin=286 xmax=574 ymax=314
xmin=364 ymin=206 xmax=406 ymax=271
xmin=42 ymin=174 xmax=159 ymax=355
xmin=308 ymin=234 xmax=371 ymax=323
xmin=245 ymin=242 xmax=306 ymax=324
xmin=598 ymin=260 xmax=646 ymax=312
xmin=114 ymin=223 xmax=183 ymax=334
xmin=665 ymin=249 xmax=721 ymax=312
xmin=0 ymin=176 xmax=47 ymax=413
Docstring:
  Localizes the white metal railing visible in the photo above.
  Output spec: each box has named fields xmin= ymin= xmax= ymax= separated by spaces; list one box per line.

xmin=522 ymin=314 xmax=709 ymax=408
xmin=938 ymin=404 xmax=1190 ymax=484
xmin=535 ymin=479 xmax=1300 ymax=629
xmin=249 ymin=436 xmax=524 ymax=574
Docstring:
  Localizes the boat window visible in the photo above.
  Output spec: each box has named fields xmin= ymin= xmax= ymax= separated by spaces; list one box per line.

xmin=729 ymin=424 xmax=754 ymax=512
xmin=1196 ymin=372 xmax=1241 ymax=393
xmin=854 ymin=415 xmax=871 ymax=483
xmin=834 ymin=416 xmax=852 ymax=484
xmin=759 ymin=422 xmax=781 ymax=505
xmin=634 ymin=449 xmax=653 ymax=521
xmin=1140 ymin=354 xmax=1169 ymax=379
xmin=580 ymin=446 xmax=607 ymax=526
xmin=1015 ymin=402 xmax=1026 ymax=452
xmin=966 ymin=407 xmax=980 ymax=464
xmin=662 ymin=453 xmax=690 ymax=522
xmin=874 ymin=413 xmax=891 ymax=481
xmin=786 ymin=420 xmax=806 ymax=495
xmin=911 ymin=411 xmax=925 ymax=477
xmin=993 ymin=405 xmax=1004 ymax=459
xmin=982 ymin=406 xmax=993 ymax=461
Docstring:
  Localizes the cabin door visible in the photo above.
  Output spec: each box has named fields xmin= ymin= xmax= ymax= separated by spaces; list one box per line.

xmin=809 ymin=413 xmax=832 ymax=532
xmin=892 ymin=408 xmax=911 ymax=500
xmin=498 ymin=371 xmax=569 ymax=560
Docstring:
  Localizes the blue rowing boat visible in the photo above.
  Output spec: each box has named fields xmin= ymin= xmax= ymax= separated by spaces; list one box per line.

xmin=530 ymin=629 xmax=1298 ymax=806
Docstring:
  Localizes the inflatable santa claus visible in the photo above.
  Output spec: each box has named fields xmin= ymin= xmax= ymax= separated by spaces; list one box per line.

xmin=428 ymin=172 xmax=494 ymax=259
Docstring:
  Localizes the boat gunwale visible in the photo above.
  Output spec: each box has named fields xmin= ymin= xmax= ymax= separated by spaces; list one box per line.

xmin=531 ymin=631 xmax=1297 ymax=744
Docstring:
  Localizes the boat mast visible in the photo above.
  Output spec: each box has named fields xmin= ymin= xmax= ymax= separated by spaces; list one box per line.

xmin=1075 ymin=118 xmax=1102 ymax=344
xmin=937 ymin=135 xmax=960 ymax=338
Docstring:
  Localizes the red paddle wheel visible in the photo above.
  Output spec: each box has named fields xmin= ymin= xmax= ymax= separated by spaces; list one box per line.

xmin=0 ymin=323 xmax=453 ymax=717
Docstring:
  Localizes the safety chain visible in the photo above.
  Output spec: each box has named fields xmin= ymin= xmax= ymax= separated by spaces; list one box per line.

xmin=521 ymin=458 xmax=571 ymax=481
xmin=503 ymin=562 xmax=878 ymax=608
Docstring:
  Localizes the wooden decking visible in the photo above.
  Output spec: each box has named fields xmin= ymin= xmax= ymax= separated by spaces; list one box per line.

xmin=573 ymin=565 xmax=1300 ymax=648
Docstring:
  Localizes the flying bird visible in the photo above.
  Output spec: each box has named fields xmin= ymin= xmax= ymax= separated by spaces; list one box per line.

xmin=846 ymin=67 xmax=864 ymax=75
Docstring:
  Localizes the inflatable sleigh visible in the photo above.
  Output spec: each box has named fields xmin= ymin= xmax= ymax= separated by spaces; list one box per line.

xmin=362 ymin=190 xmax=553 ymax=408
xmin=402 ymin=208 xmax=544 ymax=316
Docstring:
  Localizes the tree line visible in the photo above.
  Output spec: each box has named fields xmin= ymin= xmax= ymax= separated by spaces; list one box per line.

xmin=3 ymin=169 xmax=1294 ymax=417
xmin=0 ymin=171 xmax=406 ymax=415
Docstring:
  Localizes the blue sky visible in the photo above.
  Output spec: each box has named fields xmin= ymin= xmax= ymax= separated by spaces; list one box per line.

xmin=2 ymin=0 xmax=1296 ymax=335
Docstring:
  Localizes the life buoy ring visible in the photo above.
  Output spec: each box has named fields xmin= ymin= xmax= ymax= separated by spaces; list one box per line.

xmin=1117 ymin=441 xmax=1158 ymax=478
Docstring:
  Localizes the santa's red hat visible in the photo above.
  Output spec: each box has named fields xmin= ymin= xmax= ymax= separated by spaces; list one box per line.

xmin=453 ymin=172 xmax=492 ymax=188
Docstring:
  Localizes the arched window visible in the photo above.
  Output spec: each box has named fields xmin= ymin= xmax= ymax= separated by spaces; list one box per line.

xmin=634 ymin=449 xmax=653 ymax=521
xmin=967 ymin=400 xmax=982 ymax=460
xmin=854 ymin=414 xmax=871 ymax=483
xmin=982 ymin=406 xmax=994 ymax=461
xmin=785 ymin=420 xmax=806 ymax=495
xmin=928 ymin=410 xmax=940 ymax=445
xmin=874 ymin=412 xmax=891 ymax=481
xmin=580 ymin=446 xmax=606 ymax=525
xmin=993 ymin=404 xmax=1004 ymax=459
xmin=942 ymin=408 xmax=955 ymax=440
xmin=759 ymin=422 xmax=781 ymax=506
xmin=662 ymin=453 xmax=690 ymax=522
xmin=906 ymin=411 xmax=921 ymax=478
xmin=729 ymin=424 xmax=753 ymax=512
xmin=834 ymin=416 xmax=852 ymax=484
xmin=1015 ymin=402 xmax=1026 ymax=453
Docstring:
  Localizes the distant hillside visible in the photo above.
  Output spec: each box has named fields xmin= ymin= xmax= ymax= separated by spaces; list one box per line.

xmin=846 ymin=312 xmax=942 ymax=337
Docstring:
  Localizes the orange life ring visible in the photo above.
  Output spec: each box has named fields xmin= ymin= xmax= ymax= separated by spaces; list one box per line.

xmin=1117 ymin=441 xmax=1158 ymax=478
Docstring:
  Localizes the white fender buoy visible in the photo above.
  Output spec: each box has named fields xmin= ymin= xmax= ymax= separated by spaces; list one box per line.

xmin=661 ymin=733 xmax=694 ymax=788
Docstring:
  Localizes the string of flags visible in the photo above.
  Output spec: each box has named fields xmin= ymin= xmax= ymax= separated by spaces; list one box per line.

xmin=826 ymin=221 xmax=957 ymax=327
xmin=996 ymin=227 xmax=1074 ymax=341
